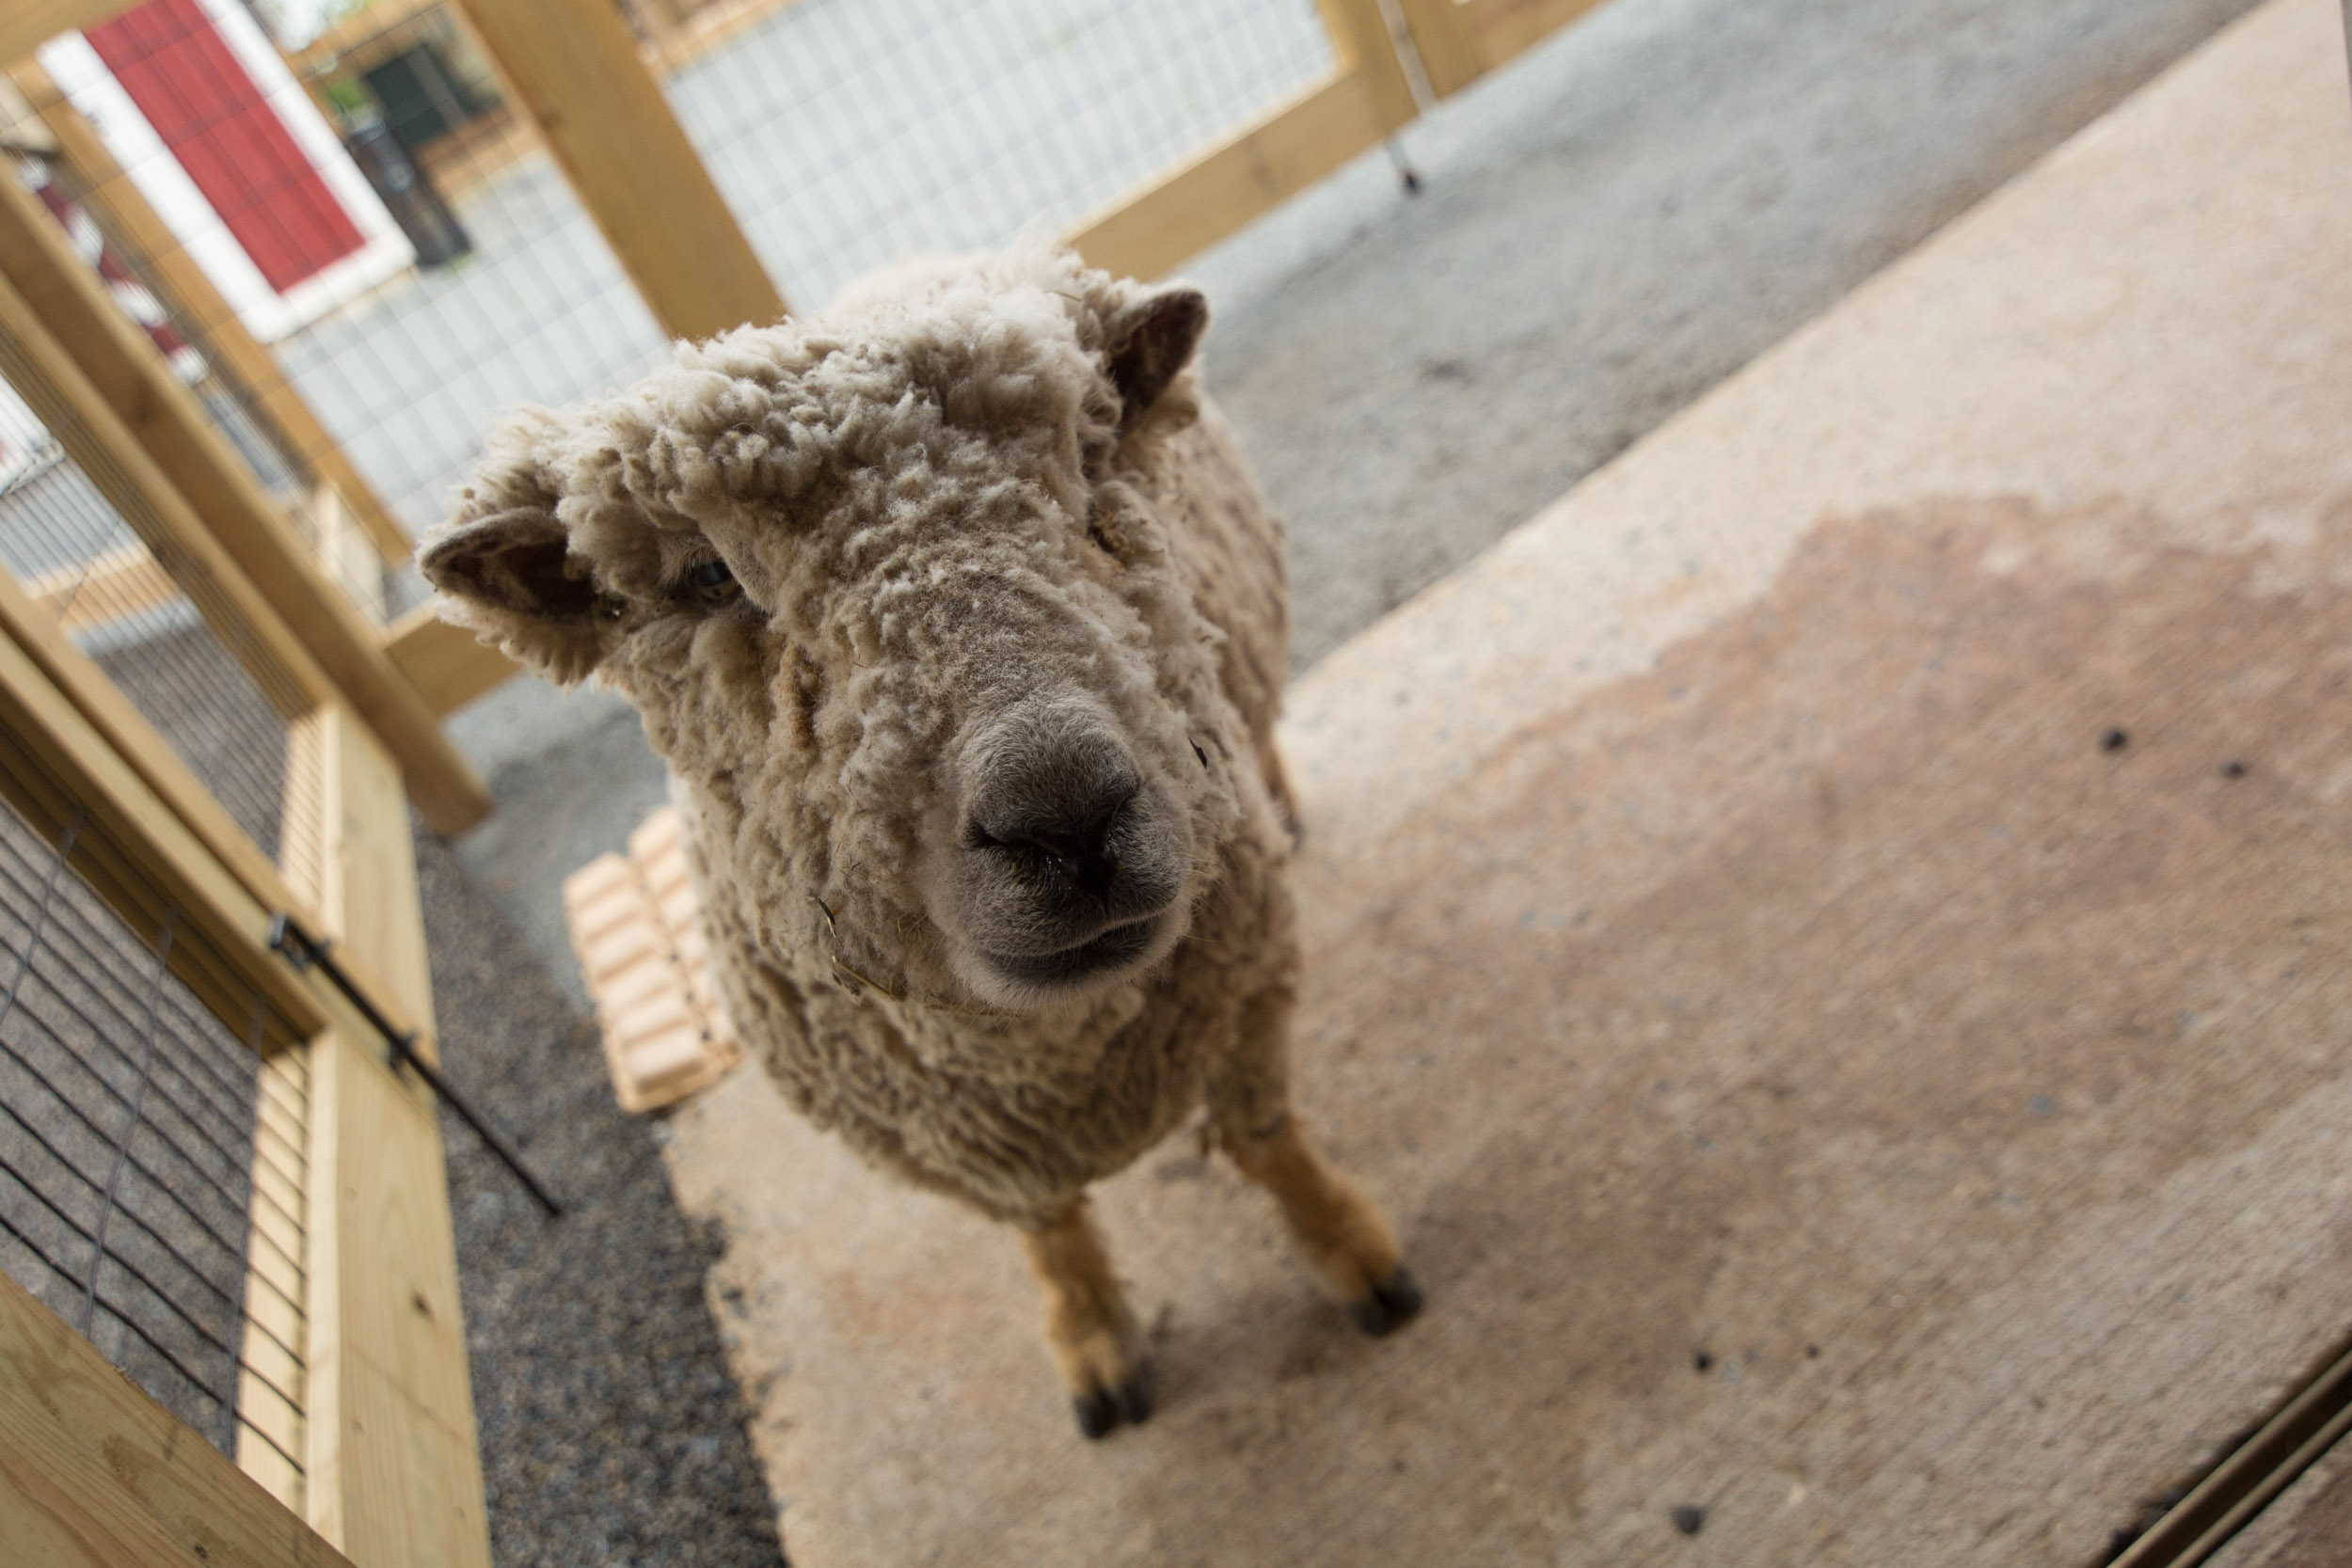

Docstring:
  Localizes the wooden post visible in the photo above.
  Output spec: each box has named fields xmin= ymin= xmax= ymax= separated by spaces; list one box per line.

xmin=0 ymin=561 xmax=300 ymax=924
xmin=1067 ymin=0 xmax=1423 ymax=280
xmin=0 ymin=1271 xmax=358 ymax=1568
xmin=281 ymin=707 xmax=488 ymax=1568
xmin=1388 ymin=0 xmax=1486 ymax=99
xmin=386 ymin=602 xmax=520 ymax=719
xmin=10 ymin=60 xmax=417 ymax=562
xmin=1316 ymin=0 xmax=1422 ymax=131
xmin=453 ymin=0 xmax=787 ymax=341
xmin=0 ymin=173 xmax=493 ymax=832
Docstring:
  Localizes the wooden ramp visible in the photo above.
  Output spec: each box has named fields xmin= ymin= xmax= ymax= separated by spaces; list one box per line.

xmin=652 ymin=1 xmax=2352 ymax=1560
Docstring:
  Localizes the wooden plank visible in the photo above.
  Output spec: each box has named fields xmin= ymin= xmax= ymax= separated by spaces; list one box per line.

xmin=1391 ymin=0 xmax=1488 ymax=98
xmin=0 ymin=559 xmax=308 ymax=928
xmin=0 ymin=167 xmax=491 ymax=832
xmin=302 ymin=1026 xmax=489 ymax=1568
xmin=0 ymin=0 xmax=129 ymax=70
xmin=295 ymin=483 xmax=389 ymax=626
xmin=1460 ymin=0 xmax=1611 ymax=72
xmin=0 ymin=1271 xmax=356 ymax=1568
xmin=10 ymin=60 xmax=416 ymax=562
xmin=453 ymin=0 xmax=787 ymax=341
xmin=0 ymin=614 xmax=326 ymax=1051
xmin=23 ymin=542 xmax=179 ymax=634
xmin=286 ymin=688 xmax=485 ymax=1565
xmin=277 ymin=707 xmax=429 ymax=1049
xmin=310 ymin=704 xmax=437 ymax=1041
xmin=384 ymin=604 xmax=518 ymax=719
xmin=1068 ymin=74 xmax=1392 ymax=282
xmin=238 ymin=1046 xmax=313 ymax=1513
xmin=1315 ymin=0 xmax=1422 ymax=131
xmin=287 ymin=685 xmax=486 ymax=1568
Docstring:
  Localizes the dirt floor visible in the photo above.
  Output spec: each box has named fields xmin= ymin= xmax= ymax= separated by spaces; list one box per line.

xmin=639 ymin=1 xmax=2352 ymax=1561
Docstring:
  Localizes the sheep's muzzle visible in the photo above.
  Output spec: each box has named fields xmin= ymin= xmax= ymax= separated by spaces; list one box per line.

xmin=944 ymin=698 xmax=1192 ymax=1001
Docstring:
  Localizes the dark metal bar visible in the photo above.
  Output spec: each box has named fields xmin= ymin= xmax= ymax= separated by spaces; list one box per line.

xmin=0 ymin=1023 xmax=254 ymax=1271
xmin=0 ymin=1150 xmax=240 ymax=1362
xmin=84 ymin=909 xmax=176 ymax=1336
xmin=267 ymin=912 xmax=564 ymax=1218
xmin=0 ymin=1092 xmax=242 ymax=1308
xmin=0 ymin=837 xmax=259 ymax=1122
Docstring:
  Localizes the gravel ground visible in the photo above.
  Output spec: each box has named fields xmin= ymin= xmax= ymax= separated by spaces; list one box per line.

xmin=415 ymin=831 xmax=787 ymax=1568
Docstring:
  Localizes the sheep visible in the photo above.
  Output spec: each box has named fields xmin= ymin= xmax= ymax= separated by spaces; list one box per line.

xmin=419 ymin=245 xmax=1421 ymax=1438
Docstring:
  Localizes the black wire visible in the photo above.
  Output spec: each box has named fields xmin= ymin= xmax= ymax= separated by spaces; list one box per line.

xmin=81 ymin=910 xmax=177 ymax=1336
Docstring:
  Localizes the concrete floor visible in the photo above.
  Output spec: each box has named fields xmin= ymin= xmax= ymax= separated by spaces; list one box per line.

xmin=407 ymin=0 xmax=2349 ymax=1560
xmin=643 ymin=3 xmax=2352 ymax=1561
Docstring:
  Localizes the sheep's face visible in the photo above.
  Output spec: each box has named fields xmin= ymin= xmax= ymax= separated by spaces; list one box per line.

xmin=421 ymin=258 xmax=1244 ymax=1014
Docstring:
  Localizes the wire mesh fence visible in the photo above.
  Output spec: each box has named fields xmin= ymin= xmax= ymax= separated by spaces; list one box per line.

xmin=2 ymin=0 xmax=1344 ymax=582
xmin=657 ymin=0 xmax=1338 ymax=305
xmin=0 ymin=337 xmax=302 ymax=858
xmin=0 ymin=771 xmax=311 ymax=1507
xmin=0 ymin=69 xmax=401 ymax=621
xmin=274 ymin=0 xmax=671 ymax=563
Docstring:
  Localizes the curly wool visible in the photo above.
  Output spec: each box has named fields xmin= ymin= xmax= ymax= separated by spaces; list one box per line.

xmin=428 ymin=246 xmax=1297 ymax=1225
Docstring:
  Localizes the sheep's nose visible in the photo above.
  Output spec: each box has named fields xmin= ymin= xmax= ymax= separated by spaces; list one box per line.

xmin=950 ymin=708 xmax=1192 ymax=987
xmin=966 ymin=786 xmax=1136 ymax=903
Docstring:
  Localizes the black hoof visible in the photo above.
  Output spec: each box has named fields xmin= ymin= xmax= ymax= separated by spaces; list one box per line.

xmin=1073 ymin=1388 xmax=1118 ymax=1440
xmin=1072 ymin=1366 xmax=1154 ymax=1440
xmin=1347 ymin=1265 xmax=1425 ymax=1338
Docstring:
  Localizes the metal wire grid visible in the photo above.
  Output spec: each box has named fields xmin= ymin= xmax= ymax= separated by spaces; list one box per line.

xmin=273 ymin=2 xmax=670 ymax=554
xmin=0 ymin=784 xmax=310 ymax=1484
xmin=662 ymin=0 xmax=1338 ymax=305
xmin=0 ymin=336 xmax=301 ymax=859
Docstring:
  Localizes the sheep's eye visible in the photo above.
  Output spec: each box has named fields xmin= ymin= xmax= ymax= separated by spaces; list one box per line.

xmin=685 ymin=559 xmax=739 ymax=604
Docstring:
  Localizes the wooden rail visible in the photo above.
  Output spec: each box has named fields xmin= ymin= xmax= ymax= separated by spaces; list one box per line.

xmin=0 ymin=613 xmax=325 ymax=1051
xmin=0 ymin=268 xmax=335 ymax=721
xmin=9 ymin=58 xmax=416 ymax=562
xmin=386 ymin=602 xmax=522 ymax=719
xmin=0 ymin=1270 xmax=357 ymax=1568
xmin=1393 ymin=0 xmax=1614 ymax=98
xmin=0 ymin=169 xmax=492 ymax=832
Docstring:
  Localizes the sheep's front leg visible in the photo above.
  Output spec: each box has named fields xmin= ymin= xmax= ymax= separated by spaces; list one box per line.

xmin=1213 ymin=990 xmax=1423 ymax=1336
xmin=1022 ymin=1196 xmax=1152 ymax=1439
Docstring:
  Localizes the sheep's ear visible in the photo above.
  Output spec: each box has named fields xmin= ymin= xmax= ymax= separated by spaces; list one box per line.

xmin=420 ymin=505 xmax=618 ymax=684
xmin=421 ymin=510 xmax=600 ymax=619
xmin=1104 ymin=286 xmax=1208 ymax=429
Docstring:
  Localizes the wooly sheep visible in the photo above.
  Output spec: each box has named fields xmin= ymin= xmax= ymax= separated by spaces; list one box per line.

xmin=421 ymin=245 xmax=1420 ymax=1438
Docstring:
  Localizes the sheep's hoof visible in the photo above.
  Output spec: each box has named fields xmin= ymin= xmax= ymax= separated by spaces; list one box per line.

xmin=1347 ymin=1265 xmax=1425 ymax=1338
xmin=1073 ymin=1366 xmax=1154 ymax=1440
